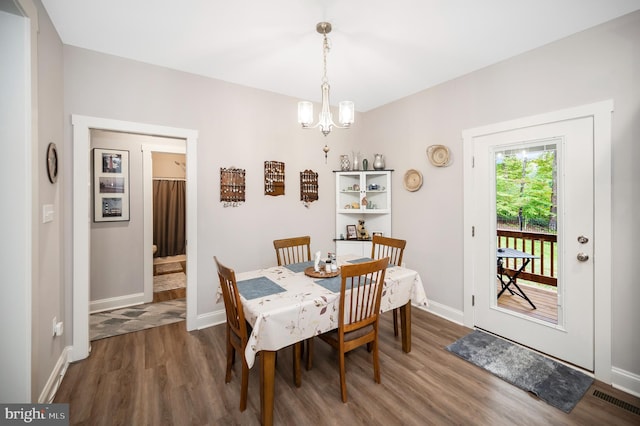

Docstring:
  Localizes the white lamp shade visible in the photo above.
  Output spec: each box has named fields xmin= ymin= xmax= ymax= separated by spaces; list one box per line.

xmin=338 ymin=101 xmax=355 ymax=126
xmin=298 ymin=101 xmax=314 ymax=125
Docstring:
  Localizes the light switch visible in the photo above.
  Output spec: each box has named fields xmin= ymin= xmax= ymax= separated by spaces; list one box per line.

xmin=42 ymin=204 xmax=55 ymax=223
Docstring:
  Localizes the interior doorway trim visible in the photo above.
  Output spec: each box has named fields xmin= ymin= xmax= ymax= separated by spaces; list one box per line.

xmin=462 ymin=100 xmax=612 ymax=383
xmin=71 ymin=115 xmax=198 ymax=362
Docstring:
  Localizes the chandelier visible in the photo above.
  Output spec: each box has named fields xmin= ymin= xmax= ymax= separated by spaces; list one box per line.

xmin=298 ymin=22 xmax=354 ymax=137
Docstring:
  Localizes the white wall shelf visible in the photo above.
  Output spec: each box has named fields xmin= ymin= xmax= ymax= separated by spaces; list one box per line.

xmin=334 ymin=170 xmax=392 ymax=257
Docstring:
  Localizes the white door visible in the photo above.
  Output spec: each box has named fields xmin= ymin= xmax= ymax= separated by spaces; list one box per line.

xmin=471 ymin=116 xmax=594 ymax=370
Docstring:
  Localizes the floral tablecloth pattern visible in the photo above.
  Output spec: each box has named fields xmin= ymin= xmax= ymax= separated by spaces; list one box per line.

xmin=232 ymin=256 xmax=429 ymax=368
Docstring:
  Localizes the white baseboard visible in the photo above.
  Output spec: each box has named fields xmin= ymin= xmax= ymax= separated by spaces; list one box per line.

xmin=195 ymin=309 xmax=226 ymax=330
xmin=90 ymin=292 xmax=145 ymax=314
xmin=612 ymin=366 xmax=640 ymax=398
xmin=38 ymin=346 xmax=71 ymax=403
xmin=421 ymin=300 xmax=465 ymax=325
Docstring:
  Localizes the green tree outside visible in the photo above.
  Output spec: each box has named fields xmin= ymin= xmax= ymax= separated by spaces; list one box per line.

xmin=496 ymin=149 xmax=557 ymax=233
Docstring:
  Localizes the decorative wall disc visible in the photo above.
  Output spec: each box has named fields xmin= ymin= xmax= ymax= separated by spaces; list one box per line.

xmin=427 ymin=145 xmax=451 ymax=167
xmin=403 ymin=169 xmax=423 ymax=192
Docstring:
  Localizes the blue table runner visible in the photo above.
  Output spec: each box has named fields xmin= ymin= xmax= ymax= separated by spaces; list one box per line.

xmin=314 ymin=276 xmax=342 ymax=293
xmin=284 ymin=260 xmax=314 ymax=273
xmin=237 ymin=276 xmax=286 ymax=300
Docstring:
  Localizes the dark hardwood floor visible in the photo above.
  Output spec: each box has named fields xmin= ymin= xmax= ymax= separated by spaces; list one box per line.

xmin=55 ymin=308 xmax=639 ymax=425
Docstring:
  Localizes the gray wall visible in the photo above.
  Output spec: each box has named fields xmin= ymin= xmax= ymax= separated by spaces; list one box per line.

xmin=362 ymin=12 xmax=640 ymax=379
xmin=62 ymin=46 xmax=361 ymax=316
xmin=34 ymin=0 xmax=65 ymax=400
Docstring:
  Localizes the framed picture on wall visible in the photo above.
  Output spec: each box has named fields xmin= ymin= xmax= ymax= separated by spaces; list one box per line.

xmin=93 ymin=148 xmax=130 ymax=222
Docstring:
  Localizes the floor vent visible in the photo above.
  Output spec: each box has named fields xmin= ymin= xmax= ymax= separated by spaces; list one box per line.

xmin=593 ymin=390 xmax=640 ymax=415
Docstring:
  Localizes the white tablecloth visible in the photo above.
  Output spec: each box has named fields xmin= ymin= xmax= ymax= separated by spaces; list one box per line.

xmin=229 ymin=255 xmax=428 ymax=367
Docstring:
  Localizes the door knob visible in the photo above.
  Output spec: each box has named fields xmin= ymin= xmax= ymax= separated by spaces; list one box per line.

xmin=577 ymin=235 xmax=589 ymax=244
xmin=577 ymin=252 xmax=589 ymax=262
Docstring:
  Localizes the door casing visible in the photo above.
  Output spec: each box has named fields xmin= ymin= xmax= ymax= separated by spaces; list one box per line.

xmin=71 ymin=115 xmax=198 ymax=362
xmin=462 ymin=100 xmax=613 ymax=382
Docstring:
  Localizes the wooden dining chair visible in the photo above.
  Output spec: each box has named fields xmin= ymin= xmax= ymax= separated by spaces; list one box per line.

xmin=273 ymin=235 xmax=312 ymax=266
xmin=317 ymin=257 xmax=389 ymax=402
xmin=371 ymin=235 xmax=406 ymax=337
xmin=215 ymin=256 xmax=302 ymax=411
xmin=214 ymin=256 xmax=251 ymax=412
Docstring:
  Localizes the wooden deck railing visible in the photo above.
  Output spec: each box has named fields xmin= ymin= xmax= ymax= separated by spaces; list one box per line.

xmin=497 ymin=229 xmax=557 ymax=287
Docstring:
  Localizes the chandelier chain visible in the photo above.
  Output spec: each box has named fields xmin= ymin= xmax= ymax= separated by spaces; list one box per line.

xmin=322 ymin=33 xmax=330 ymax=84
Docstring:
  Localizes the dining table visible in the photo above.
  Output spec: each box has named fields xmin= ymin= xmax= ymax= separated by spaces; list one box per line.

xmin=226 ymin=254 xmax=428 ymax=425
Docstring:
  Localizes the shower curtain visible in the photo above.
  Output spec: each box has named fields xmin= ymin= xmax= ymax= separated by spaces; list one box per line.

xmin=153 ymin=179 xmax=186 ymax=257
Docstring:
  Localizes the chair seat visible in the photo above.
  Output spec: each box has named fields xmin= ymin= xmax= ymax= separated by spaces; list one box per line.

xmin=320 ymin=324 xmax=374 ymax=344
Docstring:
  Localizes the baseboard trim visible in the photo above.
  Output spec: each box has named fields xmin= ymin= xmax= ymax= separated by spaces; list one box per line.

xmin=195 ymin=309 xmax=226 ymax=330
xmin=38 ymin=346 xmax=71 ymax=403
xmin=612 ymin=366 xmax=640 ymax=398
xmin=90 ymin=293 xmax=145 ymax=314
xmin=422 ymin=300 xmax=464 ymax=325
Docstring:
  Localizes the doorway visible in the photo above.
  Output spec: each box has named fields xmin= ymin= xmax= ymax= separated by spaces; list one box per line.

xmin=472 ymin=119 xmax=593 ymax=370
xmin=149 ymin=151 xmax=187 ymax=303
xmin=71 ymin=115 xmax=198 ymax=362
xmin=87 ymin=136 xmax=188 ymax=341
xmin=462 ymin=101 xmax=613 ymax=381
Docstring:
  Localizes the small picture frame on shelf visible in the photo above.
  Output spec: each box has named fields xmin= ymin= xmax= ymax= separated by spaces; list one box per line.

xmin=372 ymin=232 xmax=384 ymax=237
xmin=346 ymin=225 xmax=358 ymax=240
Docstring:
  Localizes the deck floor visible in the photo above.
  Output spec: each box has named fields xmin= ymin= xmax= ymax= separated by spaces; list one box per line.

xmin=497 ymin=281 xmax=558 ymax=324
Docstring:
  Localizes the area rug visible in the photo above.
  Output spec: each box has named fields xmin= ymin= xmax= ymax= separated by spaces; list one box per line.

xmin=153 ymin=271 xmax=186 ymax=292
xmin=446 ymin=330 xmax=593 ymax=413
xmin=89 ymin=298 xmax=185 ymax=341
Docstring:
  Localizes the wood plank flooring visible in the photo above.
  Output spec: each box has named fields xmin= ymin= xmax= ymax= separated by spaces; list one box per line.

xmin=497 ymin=282 xmax=558 ymax=323
xmin=54 ymin=309 xmax=640 ymax=425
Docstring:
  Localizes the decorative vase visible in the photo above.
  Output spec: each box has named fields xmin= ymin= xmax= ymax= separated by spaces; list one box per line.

xmin=340 ymin=155 xmax=351 ymax=171
xmin=362 ymin=158 xmax=369 ymax=170
xmin=352 ymin=151 xmax=361 ymax=171
xmin=373 ymin=154 xmax=385 ymax=170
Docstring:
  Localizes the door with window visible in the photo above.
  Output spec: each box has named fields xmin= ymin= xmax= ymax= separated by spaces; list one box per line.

xmin=469 ymin=116 xmax=594 ymax=371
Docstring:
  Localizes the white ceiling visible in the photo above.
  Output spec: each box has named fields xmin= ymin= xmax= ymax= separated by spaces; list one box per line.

xmin=41 ymin=0 xmax=640 ymax=112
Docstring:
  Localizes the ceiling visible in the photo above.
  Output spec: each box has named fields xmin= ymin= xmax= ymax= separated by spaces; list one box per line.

xmin=41 ymin=0 xmax=640 ymax=112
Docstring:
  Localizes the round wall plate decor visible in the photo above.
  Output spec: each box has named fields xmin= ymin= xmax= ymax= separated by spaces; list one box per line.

xmin=427 ymin=144 xmax=450 ymax=167
xmin=403 ymin=169 xmax=423 ymax=192
xmin=46 ymin=142 xmax=58 ymax=183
